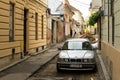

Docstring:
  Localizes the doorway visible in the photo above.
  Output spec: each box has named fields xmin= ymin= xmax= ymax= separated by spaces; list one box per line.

xmin=51 ymin=20 xmax=56 ymax=45
xmin=23 ymin=8 xmax=28 ymax=56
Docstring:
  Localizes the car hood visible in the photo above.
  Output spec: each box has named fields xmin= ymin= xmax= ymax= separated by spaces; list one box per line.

xmin=59 ymin=50 xmax=94 ymax=59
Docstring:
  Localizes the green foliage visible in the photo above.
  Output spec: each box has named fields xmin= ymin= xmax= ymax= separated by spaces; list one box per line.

xmin=88 ymin=12 xmax=98 ymax=26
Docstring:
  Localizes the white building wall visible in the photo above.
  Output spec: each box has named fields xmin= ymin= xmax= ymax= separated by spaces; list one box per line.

xmin=100 ymin=0 xmax=120 ymax=80
xmin=101 ymin=16 xmax=108 ymax=42
xmin=114 ymin=0 xmax=120 ymax=49
xmin=92 ymin=0 xmax=102 ymax=11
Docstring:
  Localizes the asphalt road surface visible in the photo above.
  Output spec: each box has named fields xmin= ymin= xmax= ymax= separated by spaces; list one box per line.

xmin=27 ymin=56 xmax=100 ymax=80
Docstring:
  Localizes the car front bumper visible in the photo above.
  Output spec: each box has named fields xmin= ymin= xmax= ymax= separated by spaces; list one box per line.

xmin=57 ymin=62 xmax=96 ymax=71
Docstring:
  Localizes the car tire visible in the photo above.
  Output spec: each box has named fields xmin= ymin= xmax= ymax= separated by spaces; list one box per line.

xmin=56 ymin=64 xmax=62 ymax=73
xmin=93 ymin=65 xmax=97 ymax=73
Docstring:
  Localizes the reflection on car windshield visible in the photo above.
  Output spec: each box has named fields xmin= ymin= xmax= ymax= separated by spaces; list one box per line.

xmin=62 ymin=41 xmax=92 ymax=50
xmin=82 ymin=41 xmax=92 ymax=50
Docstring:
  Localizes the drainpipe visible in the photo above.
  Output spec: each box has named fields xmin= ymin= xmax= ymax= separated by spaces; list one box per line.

xmin=99 ymin=10 xmax=102 ymax=50
xmin=46 ymin=15 xmax=47 ymax=48
xmin=98 ymin=8 xmax=102 ymax=50
xmin=46 ymin=0 xmax=48 ymax=48
xmin=111 ymin=0 xmax=114 ymax=45
xmin=108 ymin=0 xmax=110 ymax=42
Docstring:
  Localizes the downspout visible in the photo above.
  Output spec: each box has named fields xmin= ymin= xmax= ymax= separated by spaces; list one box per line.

xmin=99 ymin=8 xmax=102 ymax=50
xmin=99 ymin=7 xmax=102 ymax=50
xmin=111 ymin=0 xmax=114 ymax=45
xmin=108 ymin=0 xmax=110 ymax=42
xmin=46 ymin=9 xmax=48 ymax=48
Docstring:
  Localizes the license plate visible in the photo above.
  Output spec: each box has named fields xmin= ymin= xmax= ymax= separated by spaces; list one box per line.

xmin=70 ymin=64 xmax=82 ymax=68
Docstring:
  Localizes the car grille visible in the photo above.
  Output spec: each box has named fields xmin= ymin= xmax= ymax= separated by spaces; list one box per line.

xmin=70 ymin=59 xmax=82 ymax=62
xmin=63 ymin=58 xmax=93 ymax=63
xmin=63 ymin=59 xmax=83 ymax=62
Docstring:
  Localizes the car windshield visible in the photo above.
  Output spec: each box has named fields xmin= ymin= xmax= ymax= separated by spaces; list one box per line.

xmin=62 ymin=41 xmax=92 ymax=50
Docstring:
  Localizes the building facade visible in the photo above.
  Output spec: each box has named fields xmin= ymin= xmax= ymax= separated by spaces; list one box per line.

xmin=0 ymin=0 xmax=47 ymax=68
xmin=100 ymin=0 xmax=120 ymax=79
xmin=47 ymin=0 xmax=64 ymax=46
xmin=63 ymin=0 xmax=74 ymax=38
xmin=72 ymin=11 xmax=84 ymax=34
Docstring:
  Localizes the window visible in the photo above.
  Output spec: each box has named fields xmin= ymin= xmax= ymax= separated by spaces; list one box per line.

xmin=108 ymin=0 xmax=112 ymax=16
xmin=9 ymin=3 xmax=14 ymax=42
xmin=62 ymin=42 xmax=68 ymax=50
xmin=41 ymin=15 xmax=44 ymax=39
xmin=35 ymin=12 xmax=38 ymax=40
xmin=104 ymin=0 xmax=112 ymax=16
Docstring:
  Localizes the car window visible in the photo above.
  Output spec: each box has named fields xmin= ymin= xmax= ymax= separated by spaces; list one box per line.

xmin=82 ymin=41 xmax=92 ymax=50
xmin=62 ymin=42 xmax=68 ymax=50
xmin=62 ymin=41 xmax=82 ymax=50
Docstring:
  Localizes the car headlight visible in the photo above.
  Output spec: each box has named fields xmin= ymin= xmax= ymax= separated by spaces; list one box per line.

xmin=64 ymin=58 xmax=69 ymax=62
xmin=83 ymin=59 xmax=89 ymax=62
xmin=57 ymin=58 xmax=69 ymax=62
xmin=90 ymin=58 xmax=96 ymax=62
xmin=57 ymin=58 xmax=64 ymax=62
xmin=84 ymin=58 xmax=95 ymax=63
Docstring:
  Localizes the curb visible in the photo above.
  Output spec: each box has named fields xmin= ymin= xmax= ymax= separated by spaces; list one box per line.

xmin=27 ymin=52 xmax=59 ymax=79
xmin=30 ymin=48 xmax=49 ymax=56
xmin=0 ymin=48 xmax=49 ymax=73
xmin=96 ymin=50 xmax=110 ymax=80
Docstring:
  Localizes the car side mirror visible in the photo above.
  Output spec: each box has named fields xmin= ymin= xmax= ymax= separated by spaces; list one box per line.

xmin=92 ymin=47 xmax=96 ymax=50
xmin=91 ymin=44 xmax=98 ymax=50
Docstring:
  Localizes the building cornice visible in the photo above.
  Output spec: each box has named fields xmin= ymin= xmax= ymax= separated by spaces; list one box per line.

xmin=29 ymin=0 xmax=47 ymax=8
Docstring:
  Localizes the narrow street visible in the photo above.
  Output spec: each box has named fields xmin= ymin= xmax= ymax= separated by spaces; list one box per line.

xmin=27 ymin=55 xmax=100 ymax=80
xmin=0 ymin=40 xmax=103 ymax=80
xmin=0 ymin=0 xmax=120 ymax=79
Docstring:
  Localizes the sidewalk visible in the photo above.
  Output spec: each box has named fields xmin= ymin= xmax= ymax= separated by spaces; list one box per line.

xmin=0 ymin=43 xmax=63 ymax=80
xmin=96 ymin=50 xmax=110 ymax=80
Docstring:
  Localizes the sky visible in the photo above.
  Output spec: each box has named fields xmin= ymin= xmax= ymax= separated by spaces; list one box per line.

xmin=59 ymin=0 xmax=92 ymax=19
xmin=69 ymin=0 xmax=92 ymax=19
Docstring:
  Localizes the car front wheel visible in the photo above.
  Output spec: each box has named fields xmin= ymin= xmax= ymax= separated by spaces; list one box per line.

xmin=93 ymin=65 xmax=97 ymax=73
xmin=56 ymin=64 xmax=62 ymax=73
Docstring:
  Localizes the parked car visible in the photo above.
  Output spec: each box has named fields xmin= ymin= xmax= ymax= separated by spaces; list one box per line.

xmin=56 ymin=38 xmax=96 ymax=72
xmin=91 ymin=38 xmax=99 ymax=49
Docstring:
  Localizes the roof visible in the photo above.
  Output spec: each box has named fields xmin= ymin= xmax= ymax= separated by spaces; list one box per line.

xmin=48 ymin=0 xmax=63 ymax=14
xmin=66 ymin=38 xmax=89 ymax=42
xmin=56 ymin=0 xmax=79 ymax=14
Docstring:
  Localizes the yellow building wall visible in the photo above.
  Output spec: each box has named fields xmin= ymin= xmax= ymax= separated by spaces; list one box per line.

xmin=40 ymin=0 xmax=47 ymax=5
xmin=28 ymin=0 xmax=47 ymax=51
xmin=101 ymin=42 xmax=120 ymax=80
xmin=0 ymin=0 xmax=47 ymax=58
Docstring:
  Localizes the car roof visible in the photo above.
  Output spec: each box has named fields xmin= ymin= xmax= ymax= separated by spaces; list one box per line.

xmin=65 ymin=38 xmax=89 ymax=42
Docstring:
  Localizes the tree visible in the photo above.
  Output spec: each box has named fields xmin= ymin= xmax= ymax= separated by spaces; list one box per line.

xmin=88 ymin=12 xmax=98 ymax=26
